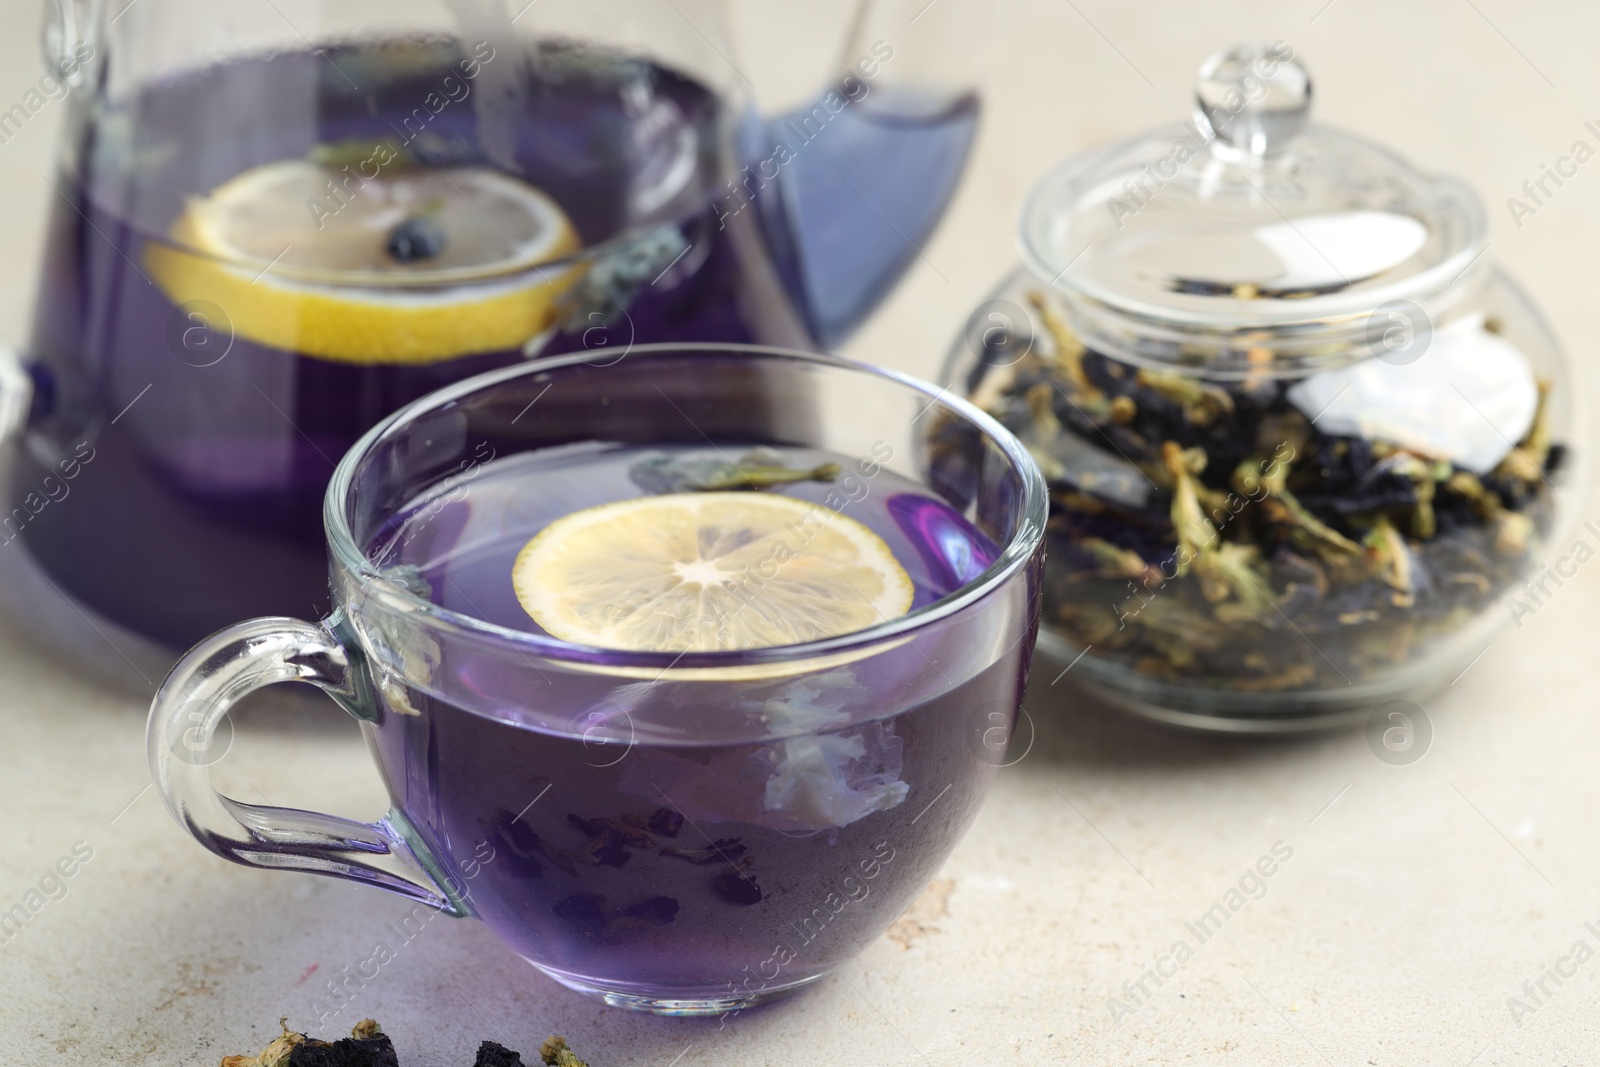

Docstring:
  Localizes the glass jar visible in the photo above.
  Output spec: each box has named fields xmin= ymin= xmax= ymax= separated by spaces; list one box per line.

xmin=940 ymin=43 xmax=1580 ymax=731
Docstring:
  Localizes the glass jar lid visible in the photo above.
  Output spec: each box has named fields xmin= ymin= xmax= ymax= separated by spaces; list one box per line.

xmin=1019 ymin=43 xmax=1489 ymax=376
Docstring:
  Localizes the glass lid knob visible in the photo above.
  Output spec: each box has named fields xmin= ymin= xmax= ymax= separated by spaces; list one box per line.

xmin=1194 ymin=43 xmax=1311 ymax=158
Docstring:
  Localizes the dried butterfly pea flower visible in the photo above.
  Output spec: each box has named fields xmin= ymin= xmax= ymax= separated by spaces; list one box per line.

xmin=1255 ymin=411 xmax=1310 ymax=459
xmin=1161 ymin=442 xmax=1216 ymax=577
xmin=1354 ymin=453 xmax=1440 ymax=539
xmin=1494 ymin=380 xmax=1552 ymax=484
xmin=1000 ymin=289 xmax=1564 ymax=692
xmin=1056 ymin=601 xmax=1126 ymax=645
xmin=221 ymin=1018 xmax=303 ymax=1067
xmin=1135 ymin=369 xmax=1235 ymax=427
xmin=967 ymin=358 xmax=1018 ymax=412
xmin=642 ymin=808 xmax=683 ymax=838
xmin=1011 ymin=383 xmax=1074 ymax=486
xmin=1230 ymin=663 xmax=1318 ymax=692
xmin=1443 ymin=472 xmax=1503 ymax=518
xmin=474 ymin=1042 xmax=526 ymax=1067
xmin=713 ymin=868 xmax=764 ymax=905
xmin=220 ymin=1020 xmax=599 ymax=1067
xmin=1362 ymin=516 xmax=1418 ymax=609
xmin=1196 ymin=543 xmax=1275 ymax=622
xmin=1121 ymin=596 xmax=1231 ymax=650
xmin=568 ymin=815 xmax=655 ymax=849
xmin=1026 ymin=290 xmax=1092 ymax=391
xmin=1235 ymin=455 xmax=1366 ymax=571
xmin=539 ymin=1037 xmax=592 ymax=1067
xmin=288 ymin=1031 xmax=399 ymax=1067
xmin=1064 ymin=538 xmax=1165 ymax=588
xmin=222 ymin=1019 xmax=398 ymax=1067
xmin=567 ymin=812 xmax=665 ymax=868
xmin=661 ymin=838 xmax=747 ymax=865
xmin=1269 ymin=549 xmax=1330 ymax=617
xmin=1494 ymin=512 xmax=1534 ymax=558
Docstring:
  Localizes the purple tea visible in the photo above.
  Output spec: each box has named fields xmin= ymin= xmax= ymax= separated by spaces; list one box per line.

xmin=358 ymin=443 xmax=1020 ymax=1007
xmin=9 ymin=38 xmax=976 ymax=651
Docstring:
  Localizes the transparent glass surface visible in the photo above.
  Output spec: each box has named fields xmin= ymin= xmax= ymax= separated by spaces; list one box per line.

xmin=149 ymin=344 xmax=1046 ymax=1014
xmin=2 ymin=0 xmax=980 ymax=673
xmin=942 ymin=43 xmax=1581 ymax=731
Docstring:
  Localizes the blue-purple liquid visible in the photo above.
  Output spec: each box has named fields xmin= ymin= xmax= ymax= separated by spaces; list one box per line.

xmin=362 ymin=445 xmax=1019 ymax=1001
xmin=373 ymin=444 xmax=997 ymax=628
xmin=8 ymin=39 xmax=977 ymax=651
xmin=770 ymin=92 xmax=979 ymax=346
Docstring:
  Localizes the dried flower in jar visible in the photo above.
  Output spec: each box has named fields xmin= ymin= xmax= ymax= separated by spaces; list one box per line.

xmin=954 ymin=289 xmax=1565 ymax=692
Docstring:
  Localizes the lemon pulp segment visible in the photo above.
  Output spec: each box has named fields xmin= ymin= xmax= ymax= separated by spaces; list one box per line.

xmin=146 ymin=160 xmax=582 ymax=365
xmin=511 ymin=492 xmax=916 ymax=652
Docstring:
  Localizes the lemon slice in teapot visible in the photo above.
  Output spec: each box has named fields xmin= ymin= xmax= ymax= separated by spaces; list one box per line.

xmin=146 ymin=158 xmax=581 ymax=364
xmin=511 ymin=492 xmax=916 ymax=653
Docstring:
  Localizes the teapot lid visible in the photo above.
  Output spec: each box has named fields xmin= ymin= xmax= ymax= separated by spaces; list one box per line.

xmin=1019 ymin=43 xmax=1489 ymax=375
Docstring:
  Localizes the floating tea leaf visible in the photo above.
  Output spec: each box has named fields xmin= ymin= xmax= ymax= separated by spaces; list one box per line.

xmin=629 ymin=448 xmax=840 ymax=494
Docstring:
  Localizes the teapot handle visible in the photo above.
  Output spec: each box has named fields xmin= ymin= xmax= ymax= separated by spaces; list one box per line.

xmin=0 ymin=344 xmax=32 ymax=446
xmin=41 ymin=0 xmax=103 ymax=90
xmin=756 ymin=0 xmax=983 ymax=348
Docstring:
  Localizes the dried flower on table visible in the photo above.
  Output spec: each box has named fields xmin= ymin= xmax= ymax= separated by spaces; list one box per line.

xmin=538 ymin=1037 xmax=592 ymax=1067
xmin=220 ymin=1018 xmax=397 ymax=1067
xmin=473 ymin=1042 xmax=527 ymax=1067
xmin=219 ymin=1019 xmax=601 ymax=1067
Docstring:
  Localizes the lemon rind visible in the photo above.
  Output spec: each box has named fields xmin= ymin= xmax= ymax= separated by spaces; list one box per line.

xmin=146 ymin=161 xmax=583 ymax=365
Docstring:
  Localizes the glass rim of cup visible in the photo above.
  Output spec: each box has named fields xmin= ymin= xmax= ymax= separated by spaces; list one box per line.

xmin=323 ymin=342 xmax=1049 ymax=672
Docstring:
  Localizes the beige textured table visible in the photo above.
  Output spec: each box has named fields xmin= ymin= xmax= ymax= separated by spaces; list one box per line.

xmin=4 ymin=2 xmax=1600 ymax=1064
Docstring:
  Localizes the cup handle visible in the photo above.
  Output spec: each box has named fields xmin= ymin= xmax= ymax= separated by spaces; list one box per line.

xmin=146 ymin=615 xmax=467 ymax=916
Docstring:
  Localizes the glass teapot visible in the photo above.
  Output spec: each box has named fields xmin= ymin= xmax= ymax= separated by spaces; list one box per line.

xmin=941 ymin=43 xmax=1579 ymax=731
xmin=0 ymin=0 xmax=980 ymax=679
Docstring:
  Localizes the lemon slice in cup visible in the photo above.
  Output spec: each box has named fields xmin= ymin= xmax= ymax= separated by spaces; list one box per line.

xmin=512 ymin=492 xmax=916 ymax=653
xmin=146 ymin=159 xmax=581 ymax=365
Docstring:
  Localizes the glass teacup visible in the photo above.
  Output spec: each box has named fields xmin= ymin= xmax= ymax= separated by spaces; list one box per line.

xmin=146 ymin=344 xmax=1045 ymax=1015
